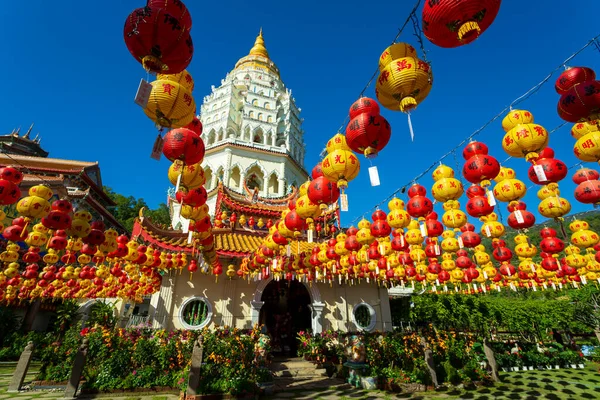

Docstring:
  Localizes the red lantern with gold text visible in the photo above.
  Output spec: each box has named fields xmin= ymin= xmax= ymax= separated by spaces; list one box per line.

xmin=42 ymin=199 xmax=73 ymax=230
xmin=345 ymin=97 xmax=391 ymax=158
xmin=422 ymin=0 xmax=502 ymax=48
xmin=123 ymin=7 xmax=193 ymax=73
xmin=573 ymin=168 xmax=600 ymax=205
xmin=163 ymin=128 xmax=205 ymax=165
xmin=555 ymin=67 xmax=600 ymax=122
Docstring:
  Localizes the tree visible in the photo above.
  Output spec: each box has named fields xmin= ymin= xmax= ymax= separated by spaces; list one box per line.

xmin=103 ymin=187 xmax=171 ymax=232
xmin=572 ymin=285 xmax=600 ymax=342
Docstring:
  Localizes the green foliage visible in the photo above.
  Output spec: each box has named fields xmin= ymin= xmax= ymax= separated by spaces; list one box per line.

xmin=410 ymin=292 xmax=592 ymax=342
xmin=0 ymin=330 xmax=51 ymax=361
xmin=103 ymin=187 xmax=171 ymax=232
xmin=88 ymin=300 xmax=117 ymax=329
xmin=53 ymin=299 xmax=80 ymax=334
xmin=36 ymin=325 xmax=265 ymax=395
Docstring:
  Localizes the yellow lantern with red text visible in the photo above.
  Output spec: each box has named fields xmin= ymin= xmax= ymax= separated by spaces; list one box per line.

xmin=322 ymin=148 xmax=360 ymax=189
xmin=572 ymin=121 xmax=600 ymax=163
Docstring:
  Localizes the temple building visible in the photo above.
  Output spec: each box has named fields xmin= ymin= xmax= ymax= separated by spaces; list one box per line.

xmin=0 ymin=125 xmax=125 ymax=330
xmin=130 ymin=31 xmax=394 ymax=344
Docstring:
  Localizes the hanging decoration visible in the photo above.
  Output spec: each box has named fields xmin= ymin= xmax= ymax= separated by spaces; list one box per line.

xmin=571 ymin=120 xmax=600 ymax=163
xmin=123 ymin=4 xmax=193 ymax=73
xmin=555 ymin=67 xmax=600 ymax=123
xmin=321 ymin=134 xmax=360 ymax=211
xmin=375 ymin=42 xmax=433 ymax=140
xmin=573 ymin=168 xmax=600 ymax=205
xmin=422 ymin=0 xmax=502 ymax=48
xmin=144 ymin=79 xmax=196 ymax=128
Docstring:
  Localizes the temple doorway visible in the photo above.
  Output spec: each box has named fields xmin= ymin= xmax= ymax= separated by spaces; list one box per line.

xmin=259 ymin=279 xmax=312 ymax=356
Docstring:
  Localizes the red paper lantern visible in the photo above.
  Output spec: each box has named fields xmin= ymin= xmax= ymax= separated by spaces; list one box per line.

xmin=555 ymin=67 xmax=596 ymax=95
xmin=0 ymin=167 xmax=23 ymax=206
xmin=422 ymin=0 xmax=501 ymax=48
xmin=284 ymin=210 xmax=306 ymax=234
xmin=539 ymin=228 xmax=565 ymax=254
xmin=311 ymin=163 xmax=323 ymax=179
xmin=346 ymin=98 xmax=391 ymax=158
xmin=527 ymin=147 xmax=567 ymax=185
xmin=123 ymin=7 xmax=193 ymax=73
xmin=184 ymin=116 xmax=202 ymax=136
xmin=42 ymin=200 xmax=73 ymax=230
xmin=460 ymin=223 xmax=481 ymax=248
xmin=465 ymin=185 xmax=494 ymax=218
xmin=425 ymin=212 xmax=444 ymax=237
xmin=176 ymin=186 xmax=207 ymax=207
xmin=349 ymin=97 xmax=380 ymax=119
xmin=555 ymin=67 xmax=600 ymax=122
xmin=307 ymin=176 xmax=340 ymax=209
xmin=163 ymin=128 xmax=205 ymax=165
xmin=462 ymin=141 xmax=500 ymax=184
xmin=147 ymin=0 xmax=193 ymax=30
xmin=406 ymin=184 xmax=434 ymax=218
xmin=573 ymin=168 xmax=600 ymax=204
xmin=506 ymin=201 xmax=536 ymax=230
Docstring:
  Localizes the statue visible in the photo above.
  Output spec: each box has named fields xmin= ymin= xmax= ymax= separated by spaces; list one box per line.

xmin=348 ymin=335 xmax=366 ymax=363
xmin=254 ymin=326 xmax=271 ymax=367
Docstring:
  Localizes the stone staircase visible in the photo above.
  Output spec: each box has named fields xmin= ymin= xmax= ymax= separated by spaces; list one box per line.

xmin=269 ymin=357 xmax=350 ymax=393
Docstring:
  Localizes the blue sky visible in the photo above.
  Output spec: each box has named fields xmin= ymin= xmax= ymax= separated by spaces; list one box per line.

xmin=1 ymin=0 xmax=600 ymax=228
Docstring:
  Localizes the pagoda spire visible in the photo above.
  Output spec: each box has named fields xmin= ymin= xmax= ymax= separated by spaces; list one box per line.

xmin=23 ymin=123 xmax=34 ymax=139
xmin=249 ymin=28 xmax=269 ymax=59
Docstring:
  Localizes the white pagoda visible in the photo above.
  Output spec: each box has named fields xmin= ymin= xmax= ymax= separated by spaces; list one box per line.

xmin=199 ymin=30 xmax=308 ymax=215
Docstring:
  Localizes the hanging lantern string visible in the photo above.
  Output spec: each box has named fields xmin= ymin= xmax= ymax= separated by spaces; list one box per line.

xmin=350 ymin=34 xmax=600 ymax=226
xmin=410 ymin=11 xmax=429 ymax=63
xmin=319 ymin=0 xmax=424 ymax=158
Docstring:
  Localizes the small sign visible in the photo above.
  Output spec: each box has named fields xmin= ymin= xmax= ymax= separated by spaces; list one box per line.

xmin=514 ymin=210 xmax=525 ymax=224
xmin=532 ymin=284 xmax=537 ymax=292
xmin=458 ymin=236 xmax=464 ymax=249
xmin=134 ymin=78 xmax=153 ymax=108
xmin=368 ymin=166 xmax=381 ymax=187
xmin=181 ymin=218 xmax=190 ymax=234
xmin=150 ymin=134 xmax=164 ymax=161
xmin=187 ymin=231 xmax=193 ymax=244
xmin=286 ymin=245 xmax=291 ymax=257
xmin=307 ymin=229 xmax=314 ymax=243
xmin=175 ymin=172 xmax=182 ymax=193
xmin=340 ymin=194 xmax=349 ymax=212
xmin=171 ymin=203 xmax=182 ymax=229
xmin=486 ymin=190 xmax=497 ymax=207
xmin=484 ymin=225 xmax=492 ymax=237
xmin=419 ymin=223 xmax=428 ymax=237
xmin=533 ymin=164 xmax=548 ymax=182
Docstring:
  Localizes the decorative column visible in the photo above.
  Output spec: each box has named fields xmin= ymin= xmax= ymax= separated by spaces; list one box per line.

xmin=278 ymin=178 xmax=285 ymax=196
xmin=250 ymin=300 xmax=264 ymax=328
xmin=309 ymin=302 xmax=326 ymax=334
xmin=223 ymin=149 xmax=232 ymax=186
xmin=378 ymin=287 xmax=393 ymax=332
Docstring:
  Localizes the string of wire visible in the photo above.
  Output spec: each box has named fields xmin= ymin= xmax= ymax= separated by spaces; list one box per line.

xmin=319 ymin=0 xmax=423 ymax=158
xmin=351 ymin=33 xmax=600 ymax=225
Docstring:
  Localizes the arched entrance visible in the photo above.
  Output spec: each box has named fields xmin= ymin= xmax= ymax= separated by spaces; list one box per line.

xmin=259 ymin=280 xmax=311 ymax=356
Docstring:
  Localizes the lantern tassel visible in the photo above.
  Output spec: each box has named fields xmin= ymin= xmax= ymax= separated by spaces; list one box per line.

xmin=407 ymin=112 xmax=415 ymax=141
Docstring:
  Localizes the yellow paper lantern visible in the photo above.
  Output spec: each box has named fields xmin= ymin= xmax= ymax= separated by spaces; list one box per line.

xmin=376 ymin=43 xmax=432 ymax=113
xmin=168 ymin=161 xmax=205 ymax=189
xmin=322 ymin=148 xmax=360 ymax=189
xmin=537 ymin=183 xmax=571 ymax=219
xmin=502 ymin=120 xmax=549 ymax=162
xmin=16 ymin=185 xmax=53 ymax=220
xmin=572 ymin=123 xmax=600 ymax=163
xmin=501 ymin=109 xmax=534 ymax=132
xmin=570 ymin=219 xmax=600 ymax=249
xmin=493 ymin=168 xmax=526 ymax=202
xmin=156 ymin=70 xmax=194 ymax=91
xmin=144 ymin=80 xmax=196 ymax=128
xmin=325 ymin=133 xmax=350 ymax=153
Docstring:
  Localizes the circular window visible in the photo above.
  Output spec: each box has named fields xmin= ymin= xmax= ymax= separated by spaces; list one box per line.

xmin=179 ymin=297 xmax=212 ymax=330
xmin=352 ymin=303 xmax=376 ymax=332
